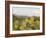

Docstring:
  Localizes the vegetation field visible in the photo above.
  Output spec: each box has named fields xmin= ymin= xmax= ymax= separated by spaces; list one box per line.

xmin=13 ymin=15 xmax=40 ymax=31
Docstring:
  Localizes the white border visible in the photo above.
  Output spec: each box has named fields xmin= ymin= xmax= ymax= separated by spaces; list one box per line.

xmin=10 ymin=4 xmax=43 ymax=34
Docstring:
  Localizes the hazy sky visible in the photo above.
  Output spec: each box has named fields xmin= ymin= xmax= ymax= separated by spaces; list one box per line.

xmin=12 ymin=7 xmax=40 ymax=17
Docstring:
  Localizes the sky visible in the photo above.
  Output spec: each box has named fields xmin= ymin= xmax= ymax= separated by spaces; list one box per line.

xmin=12 ymin=7 xmax=40 ymax=17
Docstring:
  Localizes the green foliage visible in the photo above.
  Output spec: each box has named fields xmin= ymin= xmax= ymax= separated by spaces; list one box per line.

xmin=13 ymin=15 xmax=40 ymax=31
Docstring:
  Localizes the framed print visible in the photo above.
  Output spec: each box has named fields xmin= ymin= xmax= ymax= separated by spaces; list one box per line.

xmin=5 ymin=1 xmax=45 ymax=37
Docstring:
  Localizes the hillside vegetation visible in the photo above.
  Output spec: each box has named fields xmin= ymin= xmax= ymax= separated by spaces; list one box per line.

xmin=13 ymin=15 xmax=40 ymax=31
